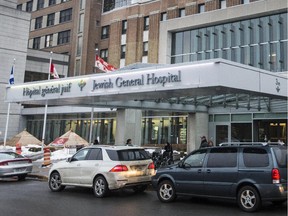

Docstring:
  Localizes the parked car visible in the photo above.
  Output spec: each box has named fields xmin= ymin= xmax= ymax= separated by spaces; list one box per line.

xmin=151 ymin=143 xmax=287 ymax=212
xmin=48 ymin=145 xmax=155 ymax=197
xmin=0 ymin=150 xmax=33 ymax=181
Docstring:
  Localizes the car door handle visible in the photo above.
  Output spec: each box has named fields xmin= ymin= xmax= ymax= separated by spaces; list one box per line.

xmin=206 ymin=169 xmax=211 ymax=173
xmin=197 ymin=169 xmax=202 ymax=173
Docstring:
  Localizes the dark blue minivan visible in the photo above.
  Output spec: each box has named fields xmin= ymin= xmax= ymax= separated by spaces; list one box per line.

xmin=151 ymin=143 xmax=287 ymax=212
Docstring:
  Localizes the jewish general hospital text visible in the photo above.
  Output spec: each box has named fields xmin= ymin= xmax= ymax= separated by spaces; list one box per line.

xmin=93 ymin=71 xmax=182 ymax=90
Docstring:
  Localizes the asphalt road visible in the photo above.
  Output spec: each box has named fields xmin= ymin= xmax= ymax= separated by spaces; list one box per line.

xmin=0 ymin=178 xmax=286 ymax=216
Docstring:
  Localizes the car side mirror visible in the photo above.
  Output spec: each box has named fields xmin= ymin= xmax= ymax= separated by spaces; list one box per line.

xmin=178 ymin=160 xmax=184 ymax=168
xmin=66 ymin=157 xmax=72 ymax=162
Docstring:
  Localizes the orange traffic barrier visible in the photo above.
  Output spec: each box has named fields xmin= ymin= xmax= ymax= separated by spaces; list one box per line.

xmin=42 ymin=146 xmax=51 ymax=166
xmin=16 ymin=143 xmax=22 ymax=154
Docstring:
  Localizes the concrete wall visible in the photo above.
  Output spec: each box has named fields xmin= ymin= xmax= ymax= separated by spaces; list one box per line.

xmin=0 ymin=0 xmax=30 ymax=142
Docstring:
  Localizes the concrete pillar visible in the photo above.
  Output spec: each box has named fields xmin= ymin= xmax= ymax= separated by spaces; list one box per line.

xmin=187 ymin=112 xmax=209 ymax=153
xmin=115 ymin=109 xmax=142 ymax=146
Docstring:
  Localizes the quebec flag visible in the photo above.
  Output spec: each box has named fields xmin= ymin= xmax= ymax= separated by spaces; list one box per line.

xmin=9 ymin=65 xmax=14 ymax=85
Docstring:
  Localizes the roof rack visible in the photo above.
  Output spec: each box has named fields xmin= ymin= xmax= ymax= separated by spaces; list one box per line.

xmin=219 ymin=142 xmax=283 ymax=146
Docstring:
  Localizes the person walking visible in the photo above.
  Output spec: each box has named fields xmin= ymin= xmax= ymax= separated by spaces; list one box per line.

xmin=126 ymin=138 xmax=132 ymax=146
xmin=93 ymin=139 xmax=99 ymax=145
xmin=199 ymin=136 xmax=208 ymax=148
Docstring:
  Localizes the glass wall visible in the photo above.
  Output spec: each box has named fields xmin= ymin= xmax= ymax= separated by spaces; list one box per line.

xmin=171 ymin=13 xmax=288 ymax=72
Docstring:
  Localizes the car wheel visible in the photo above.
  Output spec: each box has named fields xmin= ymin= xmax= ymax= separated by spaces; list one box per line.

xmin=49 ymin=171 xmax=65 ymax=192
xmin=157 ymin=180 xmax=176 ymax=203
xmin=133 ymin=185 xmax=148 ymax=193
xmin=18 ymin=174 xmax=27 ymax=181
xmin=93 ymin=176 xmax=109 ymax=198
xmin=237 ymin=186 xmax=261 ymax=212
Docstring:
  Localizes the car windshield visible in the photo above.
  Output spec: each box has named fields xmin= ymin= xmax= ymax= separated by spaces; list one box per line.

xmin=107 ymin=149 xmax=150 ymax=161
xmin=272 ymin=146 xmax=287 ymax=168
xmin=0 ymin=152 xmax=24 ymax=160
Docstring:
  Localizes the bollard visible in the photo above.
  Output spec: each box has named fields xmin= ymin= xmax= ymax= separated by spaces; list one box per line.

xmin=16 ymin=143 xmax=22 ymax=154
xmin=42 ymin=146 xmax=51 ymax=166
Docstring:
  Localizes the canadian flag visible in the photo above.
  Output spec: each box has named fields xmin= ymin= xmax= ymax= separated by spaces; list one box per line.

xmin=49 ymin=63 xmax=59 ymax=79
xmin=95 ymin=55 xmax=117 ymax=73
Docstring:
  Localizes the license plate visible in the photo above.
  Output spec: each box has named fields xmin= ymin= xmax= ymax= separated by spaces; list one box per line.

xmin=14 ymin=168 xmax=26 ymax=172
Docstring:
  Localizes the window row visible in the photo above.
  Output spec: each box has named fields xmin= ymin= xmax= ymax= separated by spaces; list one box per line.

xmin=32 ymin=30 xmax=71 ymax=49
xmin=171 ymin=13 xmax=288 ymax=72
xmin=34 ymin=8 xmax=72 ymax=30
xmin=17 ymin=0 xmax=71 ymax=12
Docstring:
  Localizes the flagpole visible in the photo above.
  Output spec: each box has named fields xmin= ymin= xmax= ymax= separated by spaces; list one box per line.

xmin=41 ymin=52 xmax=52 ymax=150
xmin=89 ymin=107 xmax=94 ymax=144
xmin=3 ymin=58 xmax=16 ymax=149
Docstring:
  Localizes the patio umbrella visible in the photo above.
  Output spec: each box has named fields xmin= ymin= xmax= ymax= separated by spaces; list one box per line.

xmin=49 ymin=130 xmax=89 ymax=148
xmin=4 ymin=130 xmax=41 ymax=147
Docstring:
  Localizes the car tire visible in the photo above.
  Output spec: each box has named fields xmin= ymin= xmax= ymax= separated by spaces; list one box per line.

xmin=18 ymin=174 xmax=27 ymax=181
xmin=237 ymin=186 xmax=261 ymax=212
xmin=157 ymin=180 xmax=176 ymax=203
xmin=49 ymin=171 xmax=66 ymax=192
xmin=133 ymin=185 xmax=148 ymax=193
xmin=93 ymin=176 xmax=109 ymax=198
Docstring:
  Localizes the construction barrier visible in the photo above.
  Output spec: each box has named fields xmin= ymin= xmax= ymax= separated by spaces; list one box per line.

xmin=16 ymin=143 xmax=22 ymax=154
xmin=42 ymin=146 xmax=51 ymax=166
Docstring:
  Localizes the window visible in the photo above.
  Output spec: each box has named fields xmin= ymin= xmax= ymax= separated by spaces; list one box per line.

xmin=47 ymin=13 xmax=55 ymax=26
xmin=60 ymin=8 xmax=72 ymax=23
xmin=80 ymin=0 xmax=86 ymax=10
xmin=243 ymin=148 xmax=269 ymax=167
xmin=87 ymin=149 xmax=102 ymax=160
xmin=144 ymin=16 xmax=149 ymax=31
xmin=17 ymin=4 xmax=22 ymax=10
xmin=78 ymin=14 xmax=84 ymax=33
xmin=179 ymin=8 xmax=185 ymax=17
xmin=26 ymin=1 xmax=33 ymax=12
xmin=183 ymin=149 xmax=207 ymax=167
xmin=103 ymin=0 xmax=115 ymax=12
xmin=101 ymin=26 xmax=109 ymax=39
xmin=100 ymin=49 xmax=108 ymax=61
xmin=122 ymin=20 xmax=127 ymax=34
xmin=71 ymin=149 xmax=90 ymax=161
xmin=33 ymin=37 xmax=40 ymax=49
xmin=37 ymin=0 xmax=44 ymax=10
xmin=35 ymin=17 xmax=43 ymax=29
xmin=143 ymin=42 xmax=148 ymax=56
xmin=161 ymin=12 xmax=167 ymax=21
xmin=241 ymin=0 xmax=249 ymax=4
xmin=220 ymin=0 xmax=226 ymax=9
xmin=77 ymin=36 xmax=83 ymax=56
xmin=121 ymin=45 xmax=126 ymax=59
xmin=207 ymin=148 xmax=237 ymax=167
xmin=61 ymin=0 xmax=71 ymax=2
xmin=58 ymin=30 xmax=70 ymax=44
xmin=49 ymin=0 xmax=56 ymax=6
xmin=45 ymin=34 xmax=53 ymax=47
xmin=198 ymin=4 xmax=205 ymax=13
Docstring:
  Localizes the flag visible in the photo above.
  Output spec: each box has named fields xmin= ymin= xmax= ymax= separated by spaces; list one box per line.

xmin=95 ymin=55 xmax=117 ymax=73
xmin=49 ymin=63 xmax=59 ymax=79
xmin=9 ymin=65 xmax=14 ymax=85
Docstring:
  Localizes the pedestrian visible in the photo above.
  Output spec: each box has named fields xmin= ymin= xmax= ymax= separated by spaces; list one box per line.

xmin=163 ymin=142 xmax=173 ymax=163
xmin=208 ymin=140 xmax=214 ymax=147
xmin=126 ymin=138 xmax=132 ymax=146
xmin=199 ymin=136 xmax=208 ymax=148
xmin=93 ymin=139 xmax=99 ymax=145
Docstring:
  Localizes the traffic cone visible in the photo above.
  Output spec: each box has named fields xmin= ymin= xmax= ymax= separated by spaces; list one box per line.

xmin=42 ymin=146 xmax=51 ymax=166
xmin=16 ymin=143 xmax=22 ymax=154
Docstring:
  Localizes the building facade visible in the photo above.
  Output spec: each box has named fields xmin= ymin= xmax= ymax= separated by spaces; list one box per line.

xmin=15 ymin=0 xmax=287 ymax=148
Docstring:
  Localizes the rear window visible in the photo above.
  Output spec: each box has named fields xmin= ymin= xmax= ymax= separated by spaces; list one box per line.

xmin=106 ymin=149 xmax=150 ymax=161
xmin=243 ymin=148 xmax=269 ymax=167
xmin=272 ymin=146 xmax=287 ymax=168
xmin=207 ymin=148 xmax=237 ymax=167
xmin=0 ymin=152 xmax=24 ymax=160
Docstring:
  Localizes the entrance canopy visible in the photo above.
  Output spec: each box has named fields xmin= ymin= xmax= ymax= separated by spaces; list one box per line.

xmin=5 ymin=59 xmax=287 ymax=112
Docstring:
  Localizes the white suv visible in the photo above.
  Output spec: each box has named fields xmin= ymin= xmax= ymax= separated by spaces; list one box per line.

xmin=48 ymin=145 xmax=155 ymax=197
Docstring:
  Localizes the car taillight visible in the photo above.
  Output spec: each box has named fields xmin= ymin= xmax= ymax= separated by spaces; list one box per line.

xmin=0 ymin=161 xmax=8 ymax=166
xmin=272 ymin=168 xmax=280 ymax=184
xmin=148 ymin=162 xmax=155 ymax=170
xmin=109 ymin=165 xmax=128 ymax=172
